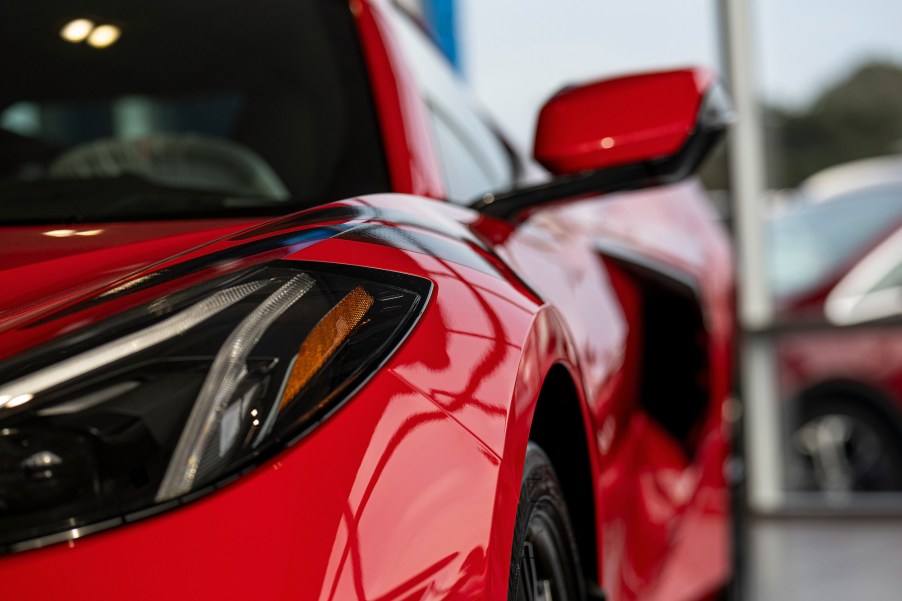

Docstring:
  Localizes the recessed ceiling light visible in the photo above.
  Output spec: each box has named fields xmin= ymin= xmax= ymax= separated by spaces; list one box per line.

xmin=44 ymin=229 xmax=77 ymax=238
xmin=87 ymin=24 xmax=121 ymax=49
xmin=60 ymin=18 xmax=95 ymax=43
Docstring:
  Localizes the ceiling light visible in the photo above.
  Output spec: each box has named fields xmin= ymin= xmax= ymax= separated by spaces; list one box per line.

xmin=60 ymin=19 xmax=95 ymax=43
xmin=87 ymin=24 xmax=121 ymax=49
xmin=43 ymin=229 xmax=77 ymax=238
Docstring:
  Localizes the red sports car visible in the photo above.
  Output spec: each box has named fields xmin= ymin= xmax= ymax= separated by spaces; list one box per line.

xmin=0 ymin=1 xmax=735 ymax=600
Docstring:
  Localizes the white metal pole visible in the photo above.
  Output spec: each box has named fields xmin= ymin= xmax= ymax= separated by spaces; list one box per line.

xmin=718 ymin=0 xmax=784 ymax=513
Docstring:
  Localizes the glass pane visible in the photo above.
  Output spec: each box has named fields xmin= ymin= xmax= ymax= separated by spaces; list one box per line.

xmin=0 ymin=0 xmax=389 ymax=222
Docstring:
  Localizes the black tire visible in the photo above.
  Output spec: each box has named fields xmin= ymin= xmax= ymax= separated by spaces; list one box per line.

xmin=508 ymin=443 xmax=585 ymax=601
xmin=790 ymin=398 xmax=902 ymax=492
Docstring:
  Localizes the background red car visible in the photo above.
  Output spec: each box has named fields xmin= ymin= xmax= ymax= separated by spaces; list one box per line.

xmin=0 ymin=1 xmax=734 ymax=599
xmin=770 ymin=157 xmax=902 ymax=492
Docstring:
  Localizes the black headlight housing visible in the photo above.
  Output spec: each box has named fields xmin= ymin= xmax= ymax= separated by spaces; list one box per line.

xmin=0 ymin=262 xmax=431 ymax=552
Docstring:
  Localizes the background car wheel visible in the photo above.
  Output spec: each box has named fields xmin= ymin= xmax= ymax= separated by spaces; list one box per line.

xmin=508 ymin=442 xmax=585 ymax=601
xmin=791 ymin=398 xmax=902 ymax=492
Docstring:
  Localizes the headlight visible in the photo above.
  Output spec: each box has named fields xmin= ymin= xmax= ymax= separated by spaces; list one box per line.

xmin=0 ymin=262 xmax=431 ymax=551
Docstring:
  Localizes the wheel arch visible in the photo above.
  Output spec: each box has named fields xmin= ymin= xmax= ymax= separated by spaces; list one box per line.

xmin=490 ymin=305 xmax=603 ymax=596
xmin=528 ymin=362 xmax=600 ymax=588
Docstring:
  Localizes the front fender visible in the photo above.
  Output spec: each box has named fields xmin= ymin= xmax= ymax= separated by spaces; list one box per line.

xmin=0 ymin=193 xmax=596 ymax=601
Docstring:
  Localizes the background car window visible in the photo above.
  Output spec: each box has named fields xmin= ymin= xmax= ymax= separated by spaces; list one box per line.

xmin=0 ymin=0 xmax=389 ymax=223
xmin=768 ymin=183 xmax=902 ymax=297
xmin=387 ymin=6 xmax=515 ymax=203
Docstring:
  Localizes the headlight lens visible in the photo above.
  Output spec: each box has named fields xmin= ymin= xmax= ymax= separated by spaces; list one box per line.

xmin=0 ymin=262 xmax=431 ymax=551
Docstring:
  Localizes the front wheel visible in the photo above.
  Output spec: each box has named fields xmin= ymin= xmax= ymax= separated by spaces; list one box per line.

xmin=791 ymin=398 xmax=902 ymax=492
xmin=508 ymin=443 xmax=585 ymax=601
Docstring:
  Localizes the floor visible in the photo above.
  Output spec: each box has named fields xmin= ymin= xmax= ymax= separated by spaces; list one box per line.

xmin=742 ymin=517 xmax=902 ymax=600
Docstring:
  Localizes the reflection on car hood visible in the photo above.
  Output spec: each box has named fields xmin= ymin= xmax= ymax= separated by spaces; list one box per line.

xmin=0 ymin=219 xmax=261 ymax=328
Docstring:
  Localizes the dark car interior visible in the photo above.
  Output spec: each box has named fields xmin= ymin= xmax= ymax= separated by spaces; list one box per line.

xmin=0 ymin=0 xmax=390 ymax=223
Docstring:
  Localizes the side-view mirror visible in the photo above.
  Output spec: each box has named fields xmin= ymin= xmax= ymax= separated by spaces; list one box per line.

xmin=473 ymin=67 xmax=733 ymax=220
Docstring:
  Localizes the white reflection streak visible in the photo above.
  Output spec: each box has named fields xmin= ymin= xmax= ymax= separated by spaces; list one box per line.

xmin=43 ymin=229 xmax=105 ymax=237
xmin=157 ymin=273 xmax=316 ymax=501
xmin=0 ymin=281 xmax=268 ymax=409
xmin=4 ymin=394 xmax=34 ymax=408
xmin=825 ymin=227 xmax=902 ymax=325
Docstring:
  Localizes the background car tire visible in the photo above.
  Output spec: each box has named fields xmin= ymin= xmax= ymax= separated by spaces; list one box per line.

xmin=508 ymin=442 xmax=585 ymax=601
xmin=791 ymin=397 xmax=902 ymax=492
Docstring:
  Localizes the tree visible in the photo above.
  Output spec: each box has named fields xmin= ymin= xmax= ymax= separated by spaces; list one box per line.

xmin=700 ymin=61 xmax=902 ymax=192
xmin=764 ymin=61 xmax=902 ymax=188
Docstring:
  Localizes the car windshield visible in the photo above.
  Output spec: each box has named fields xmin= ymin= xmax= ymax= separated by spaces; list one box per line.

xmin=0 ymin=0 xmax=388 ymax=224
xmin=768 ymin=183 xmax=902 ymax=298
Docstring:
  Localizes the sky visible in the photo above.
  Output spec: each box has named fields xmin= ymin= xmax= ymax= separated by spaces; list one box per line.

xmin=457 ymin=0 xmax=902 ymax=149
xmin=755 ymin=0 xmax=902 ymax=106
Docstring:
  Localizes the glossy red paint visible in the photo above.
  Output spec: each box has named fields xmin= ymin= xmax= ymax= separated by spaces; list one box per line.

xmin=0 ymin=219 xmax=260 ymax=351
xmin=0 ymin=184 xmax=733 ymax=601
xmin=0 ymin=198 xmax=545 ymax=600
xmin=534 ymin=68 xmax=715 ymax=175
xmin=352 ymin=0 xmax=445 ymax=199
xmin=777 ymin=328 xmax=902 ymax=414
xmin=496 ymin=179 xmax=734 ymax=600
xmin=0 ymin=1 xmax=734 ymax=599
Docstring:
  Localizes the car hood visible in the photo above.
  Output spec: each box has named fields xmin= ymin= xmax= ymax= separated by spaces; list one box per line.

xmin=0 ymin=219 xmax=262 ymax=327
xmin=0 ymin=195 xmax=507 ymax=362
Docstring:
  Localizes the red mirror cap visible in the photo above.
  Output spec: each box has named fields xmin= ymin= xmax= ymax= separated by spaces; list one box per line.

xmin=533 ymin=67 xmax=716 ymax=175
